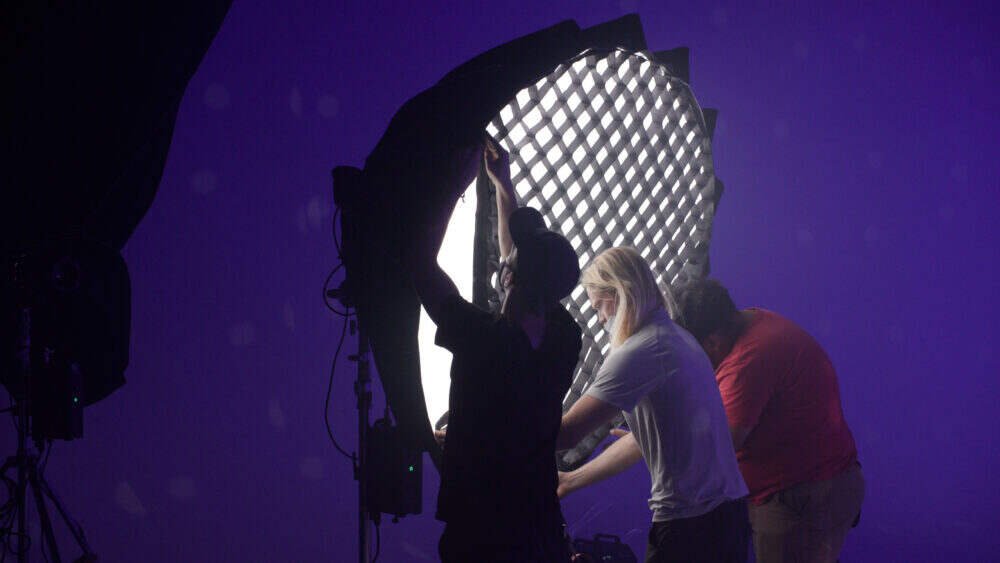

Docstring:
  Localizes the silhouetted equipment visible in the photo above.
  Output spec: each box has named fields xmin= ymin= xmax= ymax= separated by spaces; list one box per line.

xmin=332 ymin=17 xmax=650 ymax=560
xmin=366 ymin=418 xmax=422 ymax=519
xmin=332 ymin=14 xmax=649 ymax=469
xmin=1 ymin=3 xmax=232 ymax=561
xmin=332 ymin=13 xmax=724 ymax=483
xmin=3 ymin=0 xmax=232 ymax=427
xmin=1 ymin=241 xmax=130 ymax=440
xmin=571 ymin=533 xmax=638 ymax=562
xmin=331 ymin=14 xmax=726 ymax=560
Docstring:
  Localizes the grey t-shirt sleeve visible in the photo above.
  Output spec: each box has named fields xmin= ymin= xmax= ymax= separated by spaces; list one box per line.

xmin=585 ymin=338 xmax=661 ymax=411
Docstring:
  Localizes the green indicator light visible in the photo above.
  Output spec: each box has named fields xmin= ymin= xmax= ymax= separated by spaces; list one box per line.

xmin=72 ymin=397 xmax=79 ymax=404
xmin=408 ymin=465 xmax=415 ymax=472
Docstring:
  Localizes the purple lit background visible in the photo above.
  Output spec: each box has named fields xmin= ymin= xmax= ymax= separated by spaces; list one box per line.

xmin=6 ymin=1 xmax=996 ymax=561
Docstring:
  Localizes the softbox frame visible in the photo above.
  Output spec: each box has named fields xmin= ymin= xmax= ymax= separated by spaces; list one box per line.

xmin=333 ymin=16 xmax=647 ymax=465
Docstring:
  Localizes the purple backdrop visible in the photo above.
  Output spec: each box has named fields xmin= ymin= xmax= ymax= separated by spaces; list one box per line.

xmin=5 ymin=1 xmax=996 ymax=561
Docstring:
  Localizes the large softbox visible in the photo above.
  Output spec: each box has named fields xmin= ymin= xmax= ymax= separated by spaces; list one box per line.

xmin=336 ymin=15 xmax=724 ymax=470
xmin=334 ymin=16 xmax=648 ymax=465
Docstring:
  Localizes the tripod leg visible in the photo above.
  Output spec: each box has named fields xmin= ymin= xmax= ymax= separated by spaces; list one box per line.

xmin=34 ymin=476 xmax=92 ymax=556
xmin=27 ymin=464 xmax=61 ymax=563
xmin=14 ymin=454 xmax=28 ymax=563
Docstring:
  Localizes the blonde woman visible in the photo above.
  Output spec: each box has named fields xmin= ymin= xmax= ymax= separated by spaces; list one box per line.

xmin=556 ymin=247 xmax=750 ymax=563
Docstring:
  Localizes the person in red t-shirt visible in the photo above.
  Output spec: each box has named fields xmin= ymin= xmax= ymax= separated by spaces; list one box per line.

xmin=674 ymin=279 xmax=864 ymax=563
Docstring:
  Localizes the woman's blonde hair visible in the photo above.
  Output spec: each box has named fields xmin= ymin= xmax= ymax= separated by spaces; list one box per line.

xmin=581 ymin=247 xmax=668 ymax=347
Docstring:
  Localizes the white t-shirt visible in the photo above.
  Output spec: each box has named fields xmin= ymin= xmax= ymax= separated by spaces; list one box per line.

xmin=586 ymin=309 xmax=748 ymax=522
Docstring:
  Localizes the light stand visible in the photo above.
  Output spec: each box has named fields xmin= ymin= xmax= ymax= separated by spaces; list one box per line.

xmin=327 ymin=291 xmax=419 ymax=563
xmin=1 ymin=258 xmax=96 ymax=563
xmin=350 ymin=317 xmax=373 ymax=563
xmin=323 ymin=288 xmax=373 ymax=563
xmin=324 ymin=254 xmax=375 ymax=563
xmin=329 ymin=162 xmax=426 ymax=562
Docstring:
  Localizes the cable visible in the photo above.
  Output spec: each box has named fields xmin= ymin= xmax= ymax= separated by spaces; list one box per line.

xmin=324 ymin=313 xmax=354 ymax=461
xmin=325 ymin=201 xmax=349 ymax=316
xmin=325 ymin=174 xmax=357 ymax=454
xmin=371 ymin=518 xmax=381 ymax=563
xmin=332 ymin=206 xmax=342 ymax=254
xmin=322 ymin=263 xmax=350 ymax=317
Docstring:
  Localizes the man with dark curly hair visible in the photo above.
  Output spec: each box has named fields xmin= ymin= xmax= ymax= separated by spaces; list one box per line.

xmin=674 ymin=279 xmax=865 ymax=563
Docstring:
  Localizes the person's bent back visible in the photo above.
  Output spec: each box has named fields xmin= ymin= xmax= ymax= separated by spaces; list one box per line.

xmin=675 ymin=279 xmax=864 ymax=563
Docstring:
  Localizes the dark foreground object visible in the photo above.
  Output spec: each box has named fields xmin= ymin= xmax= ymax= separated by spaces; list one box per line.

xmin=572 ymin=533 xmax=638 ymax=563
xmin=645 ymin=499 xmax=750 ymax=563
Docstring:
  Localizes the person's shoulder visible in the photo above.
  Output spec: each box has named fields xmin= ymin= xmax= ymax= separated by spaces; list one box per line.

xmin=439 ymin=294 xmax=495 ymax=332
xmin=445 ymin=294 xmax=490 ymax=316
xmin=434 ymin=296 xmax=498 ymax=353
xmin=751 ymin=308 xmax=794 ymax=328
xmin=615 ymin=317 xmax=667 ymax=360
xmin=749 ymin=308 xmax=816 ymax=343
xmin=632 ymin=309 xmax=674 ymax=347
xmin=738 ymin=308 xmax=827 ymax=363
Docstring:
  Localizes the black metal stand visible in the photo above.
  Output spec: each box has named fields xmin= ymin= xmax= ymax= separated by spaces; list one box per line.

xmin=1 ymin=262 xmax=96 ymax=563
xmin=349 ymin=318 xmax=373 ymax=563
xmin=0 ymin=443 xmax=96 ymax=563
xmin=327 ymin=291 xmax=376 ymax=563
xmin=331 ymin=166 xmax=388 ymax=562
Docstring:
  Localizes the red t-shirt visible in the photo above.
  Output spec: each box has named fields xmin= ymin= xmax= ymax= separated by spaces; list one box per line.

xmin=716 ymin=309 xmax=857 ymax=504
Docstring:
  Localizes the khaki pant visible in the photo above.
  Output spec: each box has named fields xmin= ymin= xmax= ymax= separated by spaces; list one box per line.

xmin=748 ymin=463 xmax=865 ymax=563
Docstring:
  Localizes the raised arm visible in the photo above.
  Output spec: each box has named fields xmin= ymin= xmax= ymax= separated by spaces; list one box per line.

xmin=410 ymin=144 xmax=482 ymax=323
xmin=484 ymin=140 xmax=518 ymax=260
xmin=410 ymin=206 xmax=460 ymax=325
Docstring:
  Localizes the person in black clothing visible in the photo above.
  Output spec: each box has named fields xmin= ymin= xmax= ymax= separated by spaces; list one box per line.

xmin=411 ymin=141 xmax=582 ymax=563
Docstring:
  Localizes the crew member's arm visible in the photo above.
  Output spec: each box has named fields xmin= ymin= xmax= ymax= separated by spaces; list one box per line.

xmin=410 ymin=204 xmax=461 ymax=325
xmin=556 ymin=394 xmax=622 ymax=451
xmin=558 ymin=429 xmax=642 ymax=498
xmin=409 ymin=145 xmax=482 ymax=323
xmin=556 ymin=346 xmax=653 ymax=496
xmin=484 ymin=140 xmax=517 ymax=260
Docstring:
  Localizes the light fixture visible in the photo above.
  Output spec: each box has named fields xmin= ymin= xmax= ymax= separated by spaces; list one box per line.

xmin=334 ymin=17 xmax=649 ymax=470
xmin=416 ymin=46 xmax=723 ymax=469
